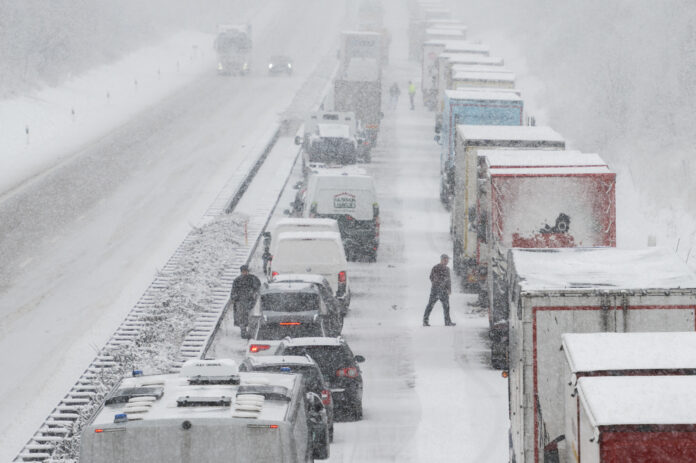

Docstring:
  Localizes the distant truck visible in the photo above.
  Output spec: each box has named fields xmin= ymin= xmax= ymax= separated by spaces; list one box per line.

xmin=436 ymin=55 xmax=506 ymax=111
xmin=408 ymin=19 xmax=467 ymax=61
xmin=450 ymin=125 xmax=565 ymax=283
xmin=334 ymin=57 xmax=382 ymax=153
xmin=339 ymin=31 xmax=383 ymax=71
xmin=562 ymin=332 xmax=696 ymax=463
xmin=437 ymin=90 xmax=525 ymax=205
xmin=572 ymin=376 xmax=696 ymax=463
xmin=421 ymin=39 xmax=490 ymax=109
xmin=478 ymin=151 xmax=616 ymax=368
xmin=214 ymin=24 xmax=252 ymax=75
xmin=506 ymin=247 xmax=696 ymax=463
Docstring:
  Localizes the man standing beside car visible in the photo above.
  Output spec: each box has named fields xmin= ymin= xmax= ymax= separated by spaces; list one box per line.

xmin=231 ymin=265 xmax=261 ymax=336
xmin=423 ymin=254 xmax=456 ymax=327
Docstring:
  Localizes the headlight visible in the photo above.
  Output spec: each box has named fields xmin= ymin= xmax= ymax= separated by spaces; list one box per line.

xmin=243 ymin=63 xmax=248 ymax=70
xmin=218 ymin=62 xmax=223 ymax=70
xmin=287 ymin=63 xmax=292 ymax=69
xmin=268 ymin=63 xmax=273 ymax=69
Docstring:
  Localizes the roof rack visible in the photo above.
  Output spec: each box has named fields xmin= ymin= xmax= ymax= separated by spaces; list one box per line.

xmin=104 ymin=386 xmax=164 ymax=406
xmin=176 ymin=396 xmax=232 ymax=407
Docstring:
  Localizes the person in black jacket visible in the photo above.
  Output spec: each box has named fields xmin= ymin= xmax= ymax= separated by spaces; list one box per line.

xmin=231 ymin=265 xmax=261 ymax=336
xmin=423 ymin=254 xmax=456 ymax=327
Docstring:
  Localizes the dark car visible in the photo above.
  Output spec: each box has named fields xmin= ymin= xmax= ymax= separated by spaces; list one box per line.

xmin=248 ymin=281 xmax=343 ymax=340
xmin=278 ymin=337 xmax=365 ymax=420
xmin=273 ymin=273 xmax=347 ymax=318
xmin=239 ymin=355 xmax=335 ymax=442
xmin=268 ymin=55 xmax=293 ymax=75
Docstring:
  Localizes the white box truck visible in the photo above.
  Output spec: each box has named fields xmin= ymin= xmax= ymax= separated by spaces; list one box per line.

xmin=80 ymin=360 xmax=329 ymax=462
xmin=451 ymin=125 xmax=565 ymax=284
xmin=506 ymin=247 xmax=696 ymax=463
xmin=562 ymin=332 xmax=696 ymax=463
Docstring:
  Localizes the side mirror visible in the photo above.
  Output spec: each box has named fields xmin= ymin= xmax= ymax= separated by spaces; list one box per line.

xmin=354 ymin=355 xmax=365 ymax=363
xmin=294 ymin=135 xmax=302 ymax=145
xmin=434 ymin=135 xmax=441 ymax=143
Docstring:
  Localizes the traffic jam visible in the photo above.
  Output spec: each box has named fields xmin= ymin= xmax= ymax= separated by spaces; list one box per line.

xmin=18 ymin=1 xmax=696 ymax=462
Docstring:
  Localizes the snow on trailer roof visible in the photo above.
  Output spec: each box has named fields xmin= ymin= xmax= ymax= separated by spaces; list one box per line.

xmin=563 ymin=332 xmax=696 ymax=374
xmin=445 ymin=89 xmax=522 ymax=102
xmin=484 ymin=150 xmax=605 ymax=168
xmin=425 ymin=28 xmax=466 ymax=37
xmin=274 ymin=218 xmax=338 ymax=227
xmin=511 ymin=247 xmax=696 ymax=292
xmin=90 ymin=370 xmax=299 ymax=425
xmin=424 ymin=40 xmax=490 ymax=54
xmin=457 ymin=125 xmax=565 ymax=147
xmin=276 ymin=231 xmax=342 ymax=242
xmin=452 ymin=71 xmax=516 ymax=83
xmin=450 ymin=64 xmax=512 ymax=73
xmin=491 ymin=166 xmax=612 ymax=177
xmin=577 ymin=376 xmax=696 ymax=427
xmin=440 ymin=53 xmax=504 ymax=65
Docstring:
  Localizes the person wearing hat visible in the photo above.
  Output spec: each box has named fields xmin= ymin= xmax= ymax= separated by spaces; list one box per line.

xmin=423 ymin=254 xmax=456 ymax=327
xmin=231 ymin=265 xmax=261 ymax=337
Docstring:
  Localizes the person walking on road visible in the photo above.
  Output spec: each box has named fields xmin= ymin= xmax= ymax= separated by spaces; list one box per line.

xmin=231 ymin=265 xmax=261 ymax=337
xmin=423 ymin=254 xmax=456 ymax=327
xmin=408 ymin=81 xmax=416 ymax=110
xmin=389 ymin=82 xmax=401 ymax=109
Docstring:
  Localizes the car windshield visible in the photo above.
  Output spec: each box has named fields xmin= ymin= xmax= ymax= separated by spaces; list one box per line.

xmin=254 ymin=365 xmax=323 ymax=393
xmin=261 ymin=292 xmax=320 ymax=312
xmin=282 ymin=346 xmax=353 ymax=378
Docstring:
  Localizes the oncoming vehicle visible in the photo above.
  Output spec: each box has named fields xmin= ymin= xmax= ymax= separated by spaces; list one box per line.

xmin=215 ymin=24 xmax=252 ymax=76
xmin=270 ymin=231 xmax=351 ymax=310
xmin=239 ymin=355 xmax=335 ymax=442
xmin=247 ymin=280 xmax=343 ymax=340
xmin=80 ymin=359 xmax=329 ymax=462
xmin=303 ymin=169 xmax=379 ymax=261
xmin=268 ymin=55 xmax=293 ymax=75
xmin=278 ymin=337 xmax=365 ymax=420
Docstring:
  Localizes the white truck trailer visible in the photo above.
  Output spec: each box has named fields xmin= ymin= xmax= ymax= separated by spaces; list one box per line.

xmin=506 ymin=247 xmax=696 ymax=463
xmin=562 ymin=332 xmax=696 ymax=463
xmin=478 ymin=151 xmax=616 ymax=368
xmin=573 ymin=376 xmax=696 ymax=463
xmin=436 ymin=54 xmax=505 ymax=111
xmin=80 ymin=360 xmax=329 ymax=462
xmin=451 ymin=125 xmax=566 ymax=283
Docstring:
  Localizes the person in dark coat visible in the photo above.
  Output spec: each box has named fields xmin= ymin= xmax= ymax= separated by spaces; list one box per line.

xmin=423 ymin=254 xmax=456 ymax=327
xmin=231 ymin=265 xmax=261 ymax=334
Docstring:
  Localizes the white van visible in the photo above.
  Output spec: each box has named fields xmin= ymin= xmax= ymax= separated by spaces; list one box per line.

xmin=303 ymin=169 xmax=379 ymax=261
xmin=269 ymin=218 xmax=340 ymax=253
xmin=80 ymin=360 xmax=329 ymax=462
xmin=269 ymin=231 xmax=350 ymax=309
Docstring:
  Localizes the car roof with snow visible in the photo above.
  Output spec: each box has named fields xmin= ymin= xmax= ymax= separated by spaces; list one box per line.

xmin=563 ymin=332 xmax=696 ymax=374
xmin=510 ymin=247 xmax=696 ymax=292
xmin=317 ymin=123 xmax=351 ymax=138
xmin=89 ymin=364 xmax=300 ymax=425
xmin=483 ymin=150 xmax=605 ymax=168
xmin=457 ymin=125 xmax=565 ymax=146
xmin=263 ymin=281 xmax=319 ymax=294
xmin=245 ymin=355 xmax=316 ymax=367
xmin=272 ymin=274 xmax=332 ymax=286
xmin=577 ymin=376 xmax=696 ymax=427
xmin=445 ymin=89 xmax=522 ymax=102
xmin=282 ymin=337 xmax=344 ymax=347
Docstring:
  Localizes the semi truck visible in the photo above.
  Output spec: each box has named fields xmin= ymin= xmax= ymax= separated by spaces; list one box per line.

xmin=408 ymin=19 xmax=467 ymax=60
xmin=422 ymin=39 xmax=490 ymax=109
xmin=334 ymin=57 xmax=382 ymax=152
xmin=562 ymin=332 xmax=696 ymax=463
xmin=339 ymin=31 xmax=383 ymax=72
xmin=450 ymin=125 xmax=566 ymax=283
xmin=451 ymin=69 xmax=516 ymax=91
xmin=214 ymin=24 xmax=252 ymax=75
xmin=505 ymin=247 xmax=696 ymax=463
xmin=436 ymin=56 xmax=506 ymax=111
xmin=478 ymin=151 xmax=616 ymax=368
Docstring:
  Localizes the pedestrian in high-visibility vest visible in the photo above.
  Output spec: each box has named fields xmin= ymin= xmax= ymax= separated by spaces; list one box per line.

xmin=408 ymin=81 xmax=416 ymax=110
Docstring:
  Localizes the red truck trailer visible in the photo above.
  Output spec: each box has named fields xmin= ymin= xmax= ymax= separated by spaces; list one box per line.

xmin=562 ymin=332 xmax=696 ymax=462
xmin=506 ymin=247 xmax=696 ymax=463
xmin=575 ymin=376 xmax=696 ymax=463
xmin=478 ymin=150 xmax=616 ymax=368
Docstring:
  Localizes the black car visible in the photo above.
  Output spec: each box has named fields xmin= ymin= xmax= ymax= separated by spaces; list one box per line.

xmin=239 ymin=355 xmax=335 ymax=442
xmin=248 ymin=281 xmax=343 ymax=340
xmin=278 ymin=337 xmax=365 ymax=420
xmin=268 ymin=55 xmax=293 ymax=75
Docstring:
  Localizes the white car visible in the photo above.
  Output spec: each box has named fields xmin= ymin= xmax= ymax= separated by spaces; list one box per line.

xmin=269 ymin=231 xmax=351 ymax=309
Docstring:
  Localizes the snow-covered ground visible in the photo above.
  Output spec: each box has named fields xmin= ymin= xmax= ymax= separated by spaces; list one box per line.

xmin=0 ymin=1 xmax=345 ymax=459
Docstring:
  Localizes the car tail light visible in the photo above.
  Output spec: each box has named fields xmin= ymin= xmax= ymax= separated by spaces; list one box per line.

xmin=338 ymin=271 xmax=346 ymax=283
xmin=271 ymin=271 xmax=279 ymax=278
xmin=279 ymin=322 xmax=301 ymax=326
xmin=336 ymin=367 xmax=358 ymax=378
xmin=94 ymin=429 xmax=104 ymax=433
xmin=249 ymin=344 xmax=271 ymax=353
xmin=345 ymin=214 xmax=354 ymax=221
xmin=321 ymin=389 xmax=331 ymax=406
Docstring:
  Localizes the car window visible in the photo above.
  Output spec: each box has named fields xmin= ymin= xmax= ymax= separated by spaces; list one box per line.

xmin=282 ymin=346 xmax=354 ymax=378
xmin=253 ymin=365 xmax=324 ymax=393
xmin=261 ymin=292 xmax=320 ymax=312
